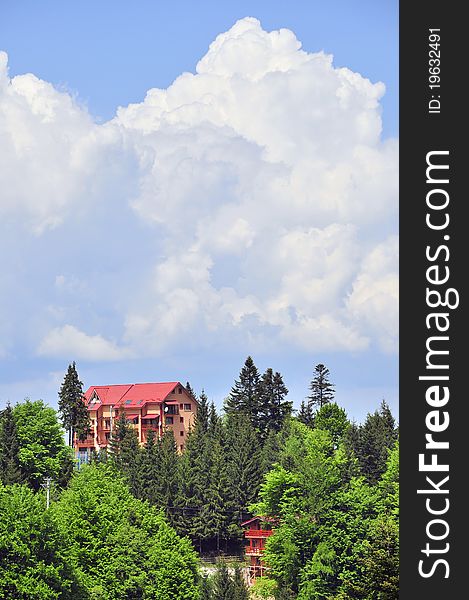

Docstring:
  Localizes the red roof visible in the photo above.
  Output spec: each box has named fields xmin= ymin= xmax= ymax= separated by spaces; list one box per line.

xmin=84 ymin=382 xmax=184 ymax=409
xmin=241 ymin=516 xmax=277 ymax=527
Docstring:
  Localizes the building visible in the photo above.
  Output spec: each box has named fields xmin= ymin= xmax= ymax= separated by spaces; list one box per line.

xmin=74 ymin=382 xmax=198 ymax=463
xmin=241 ymin=516 xmax=275 ymax=582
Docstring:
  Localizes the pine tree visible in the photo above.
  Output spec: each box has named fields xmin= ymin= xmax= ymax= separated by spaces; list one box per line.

xmin=196 ymin=390 xmax=210 ymax=434
xmin=225 ymin=413 xmax=262 ymax=537
xmin=297 ymin=400 xmax=314 ymax=427
xmin=232 ymin=565 xmax=249 ymax=600
xmin=185 ymin=381 xmax=197 ymax=399
xmin=109 ymin=412 xmax=128 ymax=456
xmin=308 ymin=363 xmax=335 ymax=410
xmin=200 ymin=575 xmax=212 ymax=600
xmin=138 ymin=429 xmax=162 ymax=504
xmin=258 ymin=370 xmax=291 ymax=436
xmin=204 ymin=435 xmax=229 ymax=552
xmin=208 ymin=401 xmax=220 ymax=437
xmin=225 ymin=356 xmax=261 ymax=430
xmin=58 ymin=362 xmax=90 ymax=445
xmin=212 ymin=562 xmax=236 ymax=600
xmin=0 ymin=403 xmax=23 ymax=485
xmin=260 ymin=429 xmax=281 ymax=475
xmin=356 ymin=401 xmax=398 ymax=484
xmin=159 ymin=429 xmax=179 ymax=526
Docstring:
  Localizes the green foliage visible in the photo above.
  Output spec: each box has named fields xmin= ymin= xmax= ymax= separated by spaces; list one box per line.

xmin=225 ymin=356 xmax=262 ymax=430
xmin=308 ymin=363 xmax=335 ymax=410
xmin=253 ymin=411 xmax=399 ymax=600
xmin=0 ymin=403 xmax=23 ymax=485
xmin=13 ymin=399 xmax=74 ymax=490
xmin=58 ymin=362 xmax=90 ymax=445
xmin=297 ymin=399 xmax=314 ymax=428
xmin=313 ymin=402 xmax=350 ymax=448
xmin=251 ymin=576 xmax=278 ymax=599
xmin=232 ymin=565 xmax=249 ymax=600
xmin=211 ymin=562 xmax=236 ymax=600
xmin=258 ymin=369 xmax=292 ymax=439
xmin=225 ymin=412 xmax=262 ymax=537
xmin=0 ymin=482 xmax=82 ymax=599
xmin=355 ymin=401 xmax=398 ymax=483
xmin=52 ymin=463 xmax=200 ymax=600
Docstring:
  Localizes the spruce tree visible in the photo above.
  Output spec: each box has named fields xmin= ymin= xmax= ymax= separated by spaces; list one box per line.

xmin=185 ymin=381 xmax=197 ymax=399
xmin=203 ymin=435 xmax=229 ymax=552
xmin=225 ymin=356 xmax=261 ymax=430
xmin=58 ymin=362 xmax=90 ymax=445
xmin=357 ymin=401 xmax=398 ymax=483
xmin=159 ymin=429 xmax=179 ymax=526
xmin=260 ymin=429 xmax=281 ymax=475
xmin=232 ymin=565 xmax=249 ymax=600
xmin=208 ymin=401 xmax=221 ymax=437
xmin=109 ymin=412 xmax=128 ymax=456
xmin=200 ymin=575 xmax=212 ymax=600
xmin=0 ymin=403 xmax=23 ymax=485
xmin=308 ymin=363 xmax=335 ymax=410
xmin=225 ymin=413 xmax=262 ymax=536
xmin=196 ymin=390 xmax=210 ymax=434
xmin=258 ymin=370 xmax=291 ymax=436
xmin=139 ymin=429 xmax=162 ymax=504
xmin=212 ymin=562 xmax=236 ymax=600
xmin=297 ymin=400 xmax=314 ymax=427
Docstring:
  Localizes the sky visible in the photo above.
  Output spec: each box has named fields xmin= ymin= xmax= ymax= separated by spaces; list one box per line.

xmin=0 ymin=1 xmax=398 ymax=423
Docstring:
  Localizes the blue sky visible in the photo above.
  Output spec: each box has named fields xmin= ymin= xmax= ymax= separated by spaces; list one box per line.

xmin=0 ymin=1 xmax=398 ymax=422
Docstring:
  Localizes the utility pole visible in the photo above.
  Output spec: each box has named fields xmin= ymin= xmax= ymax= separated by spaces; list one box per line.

xmin=42 ymin=477 xmax=52 ymax=509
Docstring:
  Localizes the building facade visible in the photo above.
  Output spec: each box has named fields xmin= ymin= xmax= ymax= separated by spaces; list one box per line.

xmin=241 ymin=516 xmax=275 ymax=582
xmin=74 ymin=382 xmax=198 ymax=463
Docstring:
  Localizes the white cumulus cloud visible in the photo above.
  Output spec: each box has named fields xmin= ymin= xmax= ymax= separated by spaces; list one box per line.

xmin=0 ymin=17 xmax=398 ymax=361
xmin=37 ymin=325 xmax=132 ymax=361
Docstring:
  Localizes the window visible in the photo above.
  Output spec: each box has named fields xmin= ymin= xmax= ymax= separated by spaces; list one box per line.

xmin=125 ymin=399 xmax=132 ymax=405
xmin=178 ymin=386 xmax=182 ymax=394
xmin=165 ymin=405 xmax=179 ymax=415
xmin=180 ymin=430 xmax=184 ymax=436
xmin=105 ymin=433 xmax=110 ymax=441
xmin=180 ymin=417 xmax=184 ymax=424
xmin=165 ymin=416 xmax=174 ymax=425
xmin=179 ymin=403 xmax=184 ymax=409
xmin=180 ymin=444 xmax=184 ymax=451
xmin=183 ymin=403 xmax=191 ymax=411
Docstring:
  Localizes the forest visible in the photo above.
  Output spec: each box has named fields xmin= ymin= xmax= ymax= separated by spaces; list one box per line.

xmin=0 ymin=358 xmax=399 ymax=599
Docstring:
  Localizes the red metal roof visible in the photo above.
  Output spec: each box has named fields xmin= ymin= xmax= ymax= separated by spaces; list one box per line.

xmin=241 ymin=516 xmax=277 ymax=527
xmin=84 ymin=382 xmax=182 ymax=409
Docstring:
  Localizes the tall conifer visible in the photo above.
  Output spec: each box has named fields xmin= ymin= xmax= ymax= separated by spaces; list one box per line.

xmin=58 ymin=362 xmax=90 ymax=445
xmin=0 ymin=403 xmax=23 ymax=485
xmin=224 ymin=356 xmax=261 ymax=430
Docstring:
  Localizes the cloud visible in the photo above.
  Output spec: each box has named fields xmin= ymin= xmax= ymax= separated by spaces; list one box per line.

xmin=37 ymin=325 xmax=132 ymax=361
xmin=0 ymin=17 xmax=398 ymax=361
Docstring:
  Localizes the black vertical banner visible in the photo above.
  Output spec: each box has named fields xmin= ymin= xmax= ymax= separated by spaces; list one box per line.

xmin=400 ymin=2 xmax=466 ymax=597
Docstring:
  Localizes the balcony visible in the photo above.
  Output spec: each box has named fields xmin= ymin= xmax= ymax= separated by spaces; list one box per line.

xmin=76 ymin=436 xmax=95 ymax=447
xmin=142 ymin=420 xmax=159 ymax=428
xmin=244 ymin=529 xmax=273 ymax=539
xmin=245 ymin=547 xmax=264 ymax=556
